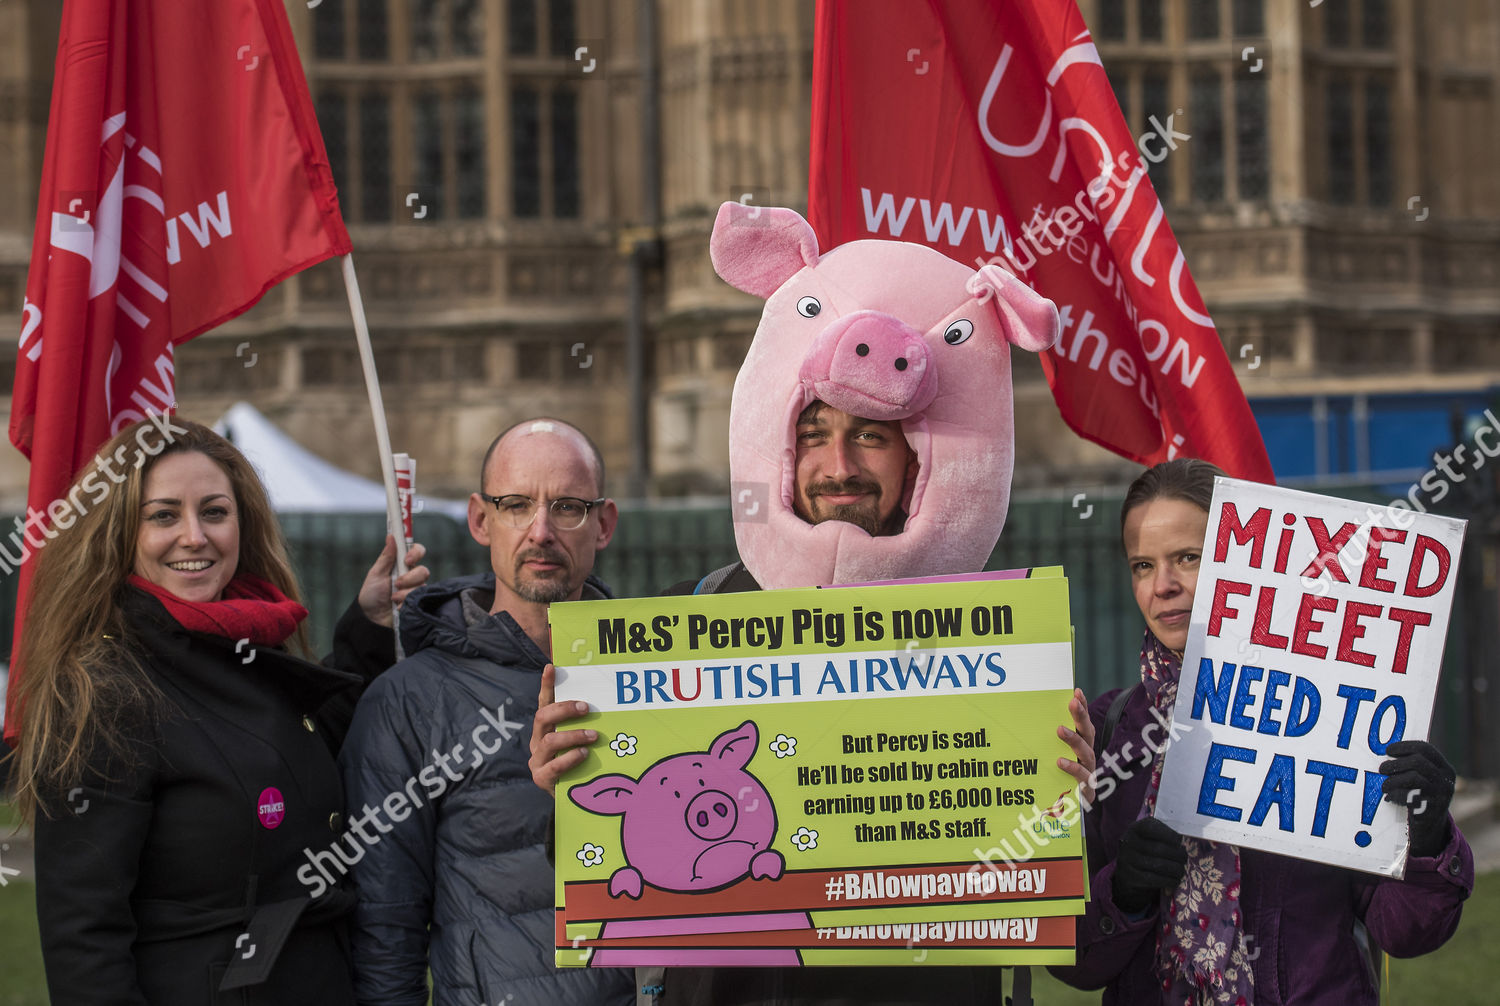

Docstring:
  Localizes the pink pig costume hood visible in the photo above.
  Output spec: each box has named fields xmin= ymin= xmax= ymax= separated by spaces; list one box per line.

xmin=710 ymin=201 xmax=1061 ymax=590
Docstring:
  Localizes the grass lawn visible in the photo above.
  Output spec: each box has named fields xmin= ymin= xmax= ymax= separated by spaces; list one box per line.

xmin=0 ymin=881 xmax=43 ymax=1006
xmin=1023 ymin=878 xmax=1500 ymax=1005
xmin=0 ymin=870 xmax=1493 ymax=1003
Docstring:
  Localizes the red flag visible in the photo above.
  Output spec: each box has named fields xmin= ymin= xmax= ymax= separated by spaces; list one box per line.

xmin=809 ymin=0 xmax=1273 ymax=482
xmin=6 ymin=0 xmax=350 ymax=743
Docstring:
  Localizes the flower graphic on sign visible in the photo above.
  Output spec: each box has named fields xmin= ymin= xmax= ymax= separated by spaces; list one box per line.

xmin=609 ymin=733 xmax=637 ymax=757
xmin=577 ymin=842 xmax=606 ymax=868
xmin=769 ymin=733 xmax=797 ymax=758
xmin=790 ymin=827 xmax=818 ymax=851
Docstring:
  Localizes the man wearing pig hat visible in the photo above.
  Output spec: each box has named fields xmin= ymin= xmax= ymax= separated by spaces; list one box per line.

xmin=531 ymin=202 xmax=1097 ymax=1005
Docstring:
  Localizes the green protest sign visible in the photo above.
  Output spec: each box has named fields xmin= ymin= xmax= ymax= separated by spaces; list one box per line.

xmin=550 ymin=575 xmax=1082 ymax=966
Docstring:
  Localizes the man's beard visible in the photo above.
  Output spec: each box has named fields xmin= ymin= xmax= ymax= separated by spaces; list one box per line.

xmin=799 ymin=478 xmax=900 ymax=536
xmin=513 ymin=548 xmax=575 ymax=603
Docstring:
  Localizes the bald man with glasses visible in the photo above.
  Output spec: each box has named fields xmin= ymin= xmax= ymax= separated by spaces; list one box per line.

xmin=338 ymin=418 xmax=632 ymax=1006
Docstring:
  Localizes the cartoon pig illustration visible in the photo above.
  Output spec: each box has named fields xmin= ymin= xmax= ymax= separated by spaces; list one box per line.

xmin=569 ymin=720 xmax=783 ymax=899
xmin=710 ymin=201 xmax=1061 ymax=589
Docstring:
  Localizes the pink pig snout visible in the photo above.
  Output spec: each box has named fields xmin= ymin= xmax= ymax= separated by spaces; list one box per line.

xmin=799 ymin=311 xmax=937 ymax=422
xmin=686 ymin=790 xmax=739 ymax=841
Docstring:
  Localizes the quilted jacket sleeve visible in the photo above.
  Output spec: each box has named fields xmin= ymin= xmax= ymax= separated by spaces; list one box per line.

xmin=338 ymin=663 xmax=440 ymax=1006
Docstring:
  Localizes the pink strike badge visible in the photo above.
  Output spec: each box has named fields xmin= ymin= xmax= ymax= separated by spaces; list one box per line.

xmin=257 ymin=787 xmax=286 ymax=829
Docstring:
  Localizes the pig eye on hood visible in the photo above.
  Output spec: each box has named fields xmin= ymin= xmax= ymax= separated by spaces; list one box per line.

xmin=943 ymin=319 xmax=974 ymax=345
xmin=796 ymin=296 xmax=822 ymax=318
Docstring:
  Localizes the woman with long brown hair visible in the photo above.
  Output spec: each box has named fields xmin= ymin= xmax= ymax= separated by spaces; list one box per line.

xmin=9 ymin=417 xmax=424 ymax=1004
xmin=1051 ymin=458 xmax=1473 ymax=1005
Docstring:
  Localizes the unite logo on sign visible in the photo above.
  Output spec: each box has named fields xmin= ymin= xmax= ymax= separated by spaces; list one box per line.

xmin=975 ymin=32 xmax=1209 ymax=333
xmin=164 ymin=190 xmax=234 ymax=266
xmin=20 ymin=110 xmax=238 ymax=435
xmin=21 ymin=112 xmax=172 ymax=367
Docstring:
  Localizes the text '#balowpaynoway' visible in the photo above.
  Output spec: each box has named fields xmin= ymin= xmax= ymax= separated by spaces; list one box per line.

xmin=823 ymin=865 xmax=1049 ymax=902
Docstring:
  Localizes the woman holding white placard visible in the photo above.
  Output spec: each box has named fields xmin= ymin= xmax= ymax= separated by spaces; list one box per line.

xmin=1050 ymin=458 xmax=1473 ymax=1005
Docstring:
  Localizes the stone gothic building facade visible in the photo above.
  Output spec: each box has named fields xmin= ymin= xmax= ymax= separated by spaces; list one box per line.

xmin=0 ymin=0 xmax=1496 ymax=502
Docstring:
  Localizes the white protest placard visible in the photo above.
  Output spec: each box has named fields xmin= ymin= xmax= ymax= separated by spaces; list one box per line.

xmin=1155 ymin=478 xmax=1465 ymax=877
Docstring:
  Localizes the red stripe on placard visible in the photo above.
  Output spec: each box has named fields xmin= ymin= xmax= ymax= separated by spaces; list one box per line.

xmin=562 ymin=914 xmax=1077 ymax=949
xmin=563 ymin=857 xmax=1085 ymax=922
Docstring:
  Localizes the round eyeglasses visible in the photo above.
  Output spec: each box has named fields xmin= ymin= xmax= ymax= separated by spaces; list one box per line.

xmin=478 ymin=493 xmax=605 ymax=531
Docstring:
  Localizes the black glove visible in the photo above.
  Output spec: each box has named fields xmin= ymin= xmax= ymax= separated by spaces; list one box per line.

xmin=1111 ymin=817 xmax=1188 ymax=914
xmin=1381 ymin=739 xmax=1456 ymax=857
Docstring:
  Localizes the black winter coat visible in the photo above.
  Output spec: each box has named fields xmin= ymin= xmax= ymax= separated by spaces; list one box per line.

xmin=33 ymin=587 xmax=394 ymax=1005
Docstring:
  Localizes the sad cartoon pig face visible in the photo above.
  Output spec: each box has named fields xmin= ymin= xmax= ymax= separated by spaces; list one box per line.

xmin=568 ymin=720 xmax=784 ymax=899
xmin=709 ymin=201 xmax=1061 ymax=589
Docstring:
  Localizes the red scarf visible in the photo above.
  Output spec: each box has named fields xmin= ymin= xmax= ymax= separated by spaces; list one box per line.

xmin=127 ymin=573 xmax=308 ymax=646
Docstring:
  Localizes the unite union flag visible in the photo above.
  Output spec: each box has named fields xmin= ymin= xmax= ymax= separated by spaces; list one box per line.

xmin=809 ymin=0 xmax=1274 ymax=482
xmin=6 ymin=0 xmax=350 ymax=743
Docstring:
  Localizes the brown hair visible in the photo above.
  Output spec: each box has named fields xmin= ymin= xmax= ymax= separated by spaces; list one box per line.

xmin=1119 ymin=457 xmax=1227 ymax=551
xmin=8 ymin=418 xmax=309 ymax=824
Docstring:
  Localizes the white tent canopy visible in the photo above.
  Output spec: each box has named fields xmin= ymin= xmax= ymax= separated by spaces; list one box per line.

xmin=214 ymin=402 xmax=468 ymax=521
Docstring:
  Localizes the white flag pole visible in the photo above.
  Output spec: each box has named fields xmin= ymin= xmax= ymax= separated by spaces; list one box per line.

xmin=339 ymin=253 xmax=408 ymax=638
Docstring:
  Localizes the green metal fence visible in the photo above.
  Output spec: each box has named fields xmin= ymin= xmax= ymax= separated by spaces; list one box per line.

xmin=265 ymin=498 xmax=1147 ymax=698
xmin=3 ymin=486 xmax=1495 ymax=778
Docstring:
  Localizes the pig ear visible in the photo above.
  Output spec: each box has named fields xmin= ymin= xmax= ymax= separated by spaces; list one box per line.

xmin=709 ymin=720 xmax=759 ymax=769
xmin=568 ymin=775 xmax=637 ymax=815
xmin=710 ymin=202 xmax=821 ymax=299
xmin=966 ymin=263 xmax=1060 ymax=353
